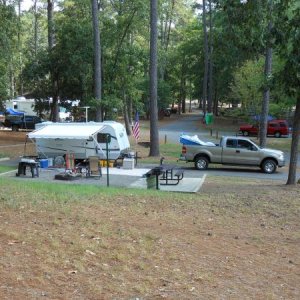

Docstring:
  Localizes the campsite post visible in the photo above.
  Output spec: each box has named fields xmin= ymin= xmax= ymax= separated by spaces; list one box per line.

xmin=105 ymin=133 xmax=111 ymax=187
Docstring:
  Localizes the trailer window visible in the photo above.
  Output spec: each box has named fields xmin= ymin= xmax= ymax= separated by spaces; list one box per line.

xmin=97 ymin=133 xmax=111 ymax=143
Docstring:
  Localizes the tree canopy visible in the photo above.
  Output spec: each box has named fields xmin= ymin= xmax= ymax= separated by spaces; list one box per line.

xmin=0 ymin=0 xmax=299 ymax=181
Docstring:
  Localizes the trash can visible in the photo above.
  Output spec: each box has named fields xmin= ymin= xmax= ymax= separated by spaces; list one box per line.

xmin=145 ymin=167 xmax=163 ymax=190
xmin=146 ymin=174 xmax=157 ymax=189
xmin=205 ymin=113 xmax=213 ymax=125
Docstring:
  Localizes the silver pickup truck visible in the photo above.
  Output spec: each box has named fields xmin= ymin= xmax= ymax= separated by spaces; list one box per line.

xmin=179 ymin=136 xmax=285 ymax=174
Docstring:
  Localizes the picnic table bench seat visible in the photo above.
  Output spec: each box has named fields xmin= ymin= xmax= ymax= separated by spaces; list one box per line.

xmin=160 ymin=165 xmax=184 ymax=186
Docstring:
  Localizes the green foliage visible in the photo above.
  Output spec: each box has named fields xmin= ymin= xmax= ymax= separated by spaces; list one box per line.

xmin=274 ymin=1 xmax=300 ymax=98
xmin=1 ymin=0 xmax=298 ymax=123
xmin=229 ymin=55 xmax=295 ymax=118
xmin=86 ymin=95 xmax=122 ymax=120
xmin=0 ymin=4 xmax=18 ymax=101
xmin=230 ymin=58 xmax=264 ymax=115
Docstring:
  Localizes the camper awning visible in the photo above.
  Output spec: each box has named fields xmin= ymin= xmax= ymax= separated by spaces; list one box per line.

xmin=28 ymin=124 xmax=105 ymax=139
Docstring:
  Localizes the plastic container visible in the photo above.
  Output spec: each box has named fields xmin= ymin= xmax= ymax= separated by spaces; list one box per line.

xmin=205 ymin=113 xmax=213 ymax=125
xmin=100 ymin=160 xmax=114 ymax=168
xmin=123 ymin=158 xmax=135 ymax=169
xmin=48 ymin=158 xmax=53 ymax=167
xmin=39 ymin=159 xmax=48 ymax=168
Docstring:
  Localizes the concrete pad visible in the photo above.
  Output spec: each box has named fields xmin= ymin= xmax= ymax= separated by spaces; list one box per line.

xmin=101 ymin=168 xmax=150 ymax=176
xmin=130 ymin=174 xmax=207 ymax=193
xmin=1 ymin=166 xmax=207 ymax=193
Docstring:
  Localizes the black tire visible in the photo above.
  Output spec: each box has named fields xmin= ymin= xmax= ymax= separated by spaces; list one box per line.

xmin=261 ymin=159 xmax=277 ymax=174
xmin=194 ymin=156 xmax=209 ymax=170
xmin=54 ymin=156 xmax=65 ymax=167
xmin=274 ymin=131 xmax=281 ymax=138
xmin=12 ymin=125 xmax=19 ymax=132
xmin=243 ymin=131 xmax=249 ymax=136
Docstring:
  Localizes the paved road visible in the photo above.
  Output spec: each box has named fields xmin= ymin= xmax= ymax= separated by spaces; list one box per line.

xmin=159 ymin=111 xmax=299 ymax=181
xmin=159 ymin=110 xmax=236 ymax=143
xmin=142 ymin=162 xmax=291 ymax=182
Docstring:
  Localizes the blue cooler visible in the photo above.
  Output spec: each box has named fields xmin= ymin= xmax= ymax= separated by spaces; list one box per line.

xmin=39 ymin=159 xmax=48 ymax=168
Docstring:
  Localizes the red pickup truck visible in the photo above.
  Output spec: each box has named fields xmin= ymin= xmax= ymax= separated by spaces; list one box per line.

xmin=239 ymin=120 xmax=289 ymax=138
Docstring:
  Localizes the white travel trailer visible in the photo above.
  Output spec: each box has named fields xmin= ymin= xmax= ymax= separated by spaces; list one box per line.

xmin=5 ymin=97 xmax=73 ymax=121
xmin=28 ymin=121 xmax=130 ymax=161
xmin=5 ymin=97 xmax=36 ymax=115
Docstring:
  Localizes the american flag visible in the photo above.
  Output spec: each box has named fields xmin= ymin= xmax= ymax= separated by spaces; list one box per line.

xmin=132 ymin=112 xmax=140 ymax=140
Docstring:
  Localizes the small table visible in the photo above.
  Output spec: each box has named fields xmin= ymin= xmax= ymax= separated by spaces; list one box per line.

xmin=16 ymin=158 xmax=39 ymax=178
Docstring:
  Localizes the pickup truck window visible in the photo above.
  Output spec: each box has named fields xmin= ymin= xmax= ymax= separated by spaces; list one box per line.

xmin=237 ymin=139 xmax=256 ymax=150
xmin=226 ymin=139 xmax=237 ymax=148
xmin=269 ymin=123 xmax=278 ymax=128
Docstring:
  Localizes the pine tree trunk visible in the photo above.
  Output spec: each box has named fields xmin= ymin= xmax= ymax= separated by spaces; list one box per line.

xmin=259 ymin=46 xmax=272 ymax=148
xmin=91 ymin=0 xmax=102 ymax=121
xmin=47 ymin=0 xmax=54 ymax=49
xmin=34 ymin=0 xmax=38 ymax=59
xmin=149 ymin=0 xmax=160 ymax=157
xmin=47 ymin=0 xmax=59 ymax=122
xmin=181 ymin=61 xmax=186 ymax=114
xmin=17 ymin=0 xmax=23 ymax=96
xmin=123 ymin=103 xmax=131 ymax=137
xmin=207 ymin=0 xmax=213 ymax=113
xmin=202 ymin=0 xmax=209 ymax=116
xmin=286 ymin=97 xmax=300 ymax=185
xmin=259 ymin=2 xmax=273 ymax=148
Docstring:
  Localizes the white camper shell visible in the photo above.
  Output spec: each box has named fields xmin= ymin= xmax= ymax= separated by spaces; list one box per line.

xmin=28 ymin=121 xmax=130 ymax=160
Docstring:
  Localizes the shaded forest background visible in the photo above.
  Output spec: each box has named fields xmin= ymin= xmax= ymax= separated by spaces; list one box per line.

xmin=0 ymin=0 xmax=298 ymax=119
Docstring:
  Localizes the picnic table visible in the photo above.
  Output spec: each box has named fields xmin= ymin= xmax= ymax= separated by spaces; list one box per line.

xmin=159 ymin=164 xmax=184 ymax=186
xmin=144 ymin=158 xmax=184 ymax=190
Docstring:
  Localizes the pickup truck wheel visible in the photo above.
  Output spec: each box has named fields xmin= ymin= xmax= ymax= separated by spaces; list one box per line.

xmin=261 ymin=159 xmax=277 ymax=174
xmin=195 ymin=156 xmax=209 ymax=170
xmin=243 ymin=131 xmax=249 ymax=136
xmin=274 ymin=131 xmax=281 ymax=138
xmin=12 ymin=125 xmax=19 ymax=132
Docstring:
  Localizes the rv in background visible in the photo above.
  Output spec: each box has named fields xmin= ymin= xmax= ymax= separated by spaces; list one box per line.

xmin=4 ymin=97 xmax=73 ymax=121
xmin=5 ymin=97 xmax=36 ymax=115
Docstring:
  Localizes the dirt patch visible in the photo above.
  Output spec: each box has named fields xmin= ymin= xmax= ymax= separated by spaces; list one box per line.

xmin=0 ymin=131 xmax=35 ymax=158
xmin=0 ymin=131 xmax=28 ymax=145
xmin=0 ymin=178 xmax=299 ymax=299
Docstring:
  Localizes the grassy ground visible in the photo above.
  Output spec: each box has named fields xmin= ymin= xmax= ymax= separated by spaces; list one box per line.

xmin=0 ymin=177 xmax=299 ymax=299
xmin=0 ymin=117 xmax=299 ymax=299
xmin=0 ymin=165 xmax=16 ymax=173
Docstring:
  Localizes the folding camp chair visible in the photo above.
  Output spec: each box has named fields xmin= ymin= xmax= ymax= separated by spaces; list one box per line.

xmin=87 ymin=156 xmax=102 ymax=178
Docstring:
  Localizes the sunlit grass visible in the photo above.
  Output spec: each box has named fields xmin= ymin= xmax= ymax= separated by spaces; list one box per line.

xmin=0 ymin=165 xmax=16 ymax=174
xmin=0 ymin=177 xmax=188 ymax=206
